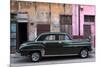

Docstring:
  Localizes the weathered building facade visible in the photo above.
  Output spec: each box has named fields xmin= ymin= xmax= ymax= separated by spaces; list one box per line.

xmin=10 ymin=0 xmax=95 ymax=53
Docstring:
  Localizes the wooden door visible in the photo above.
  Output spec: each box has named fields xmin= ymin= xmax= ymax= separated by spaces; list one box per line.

xmin=37 ymin=24 xmax=50 ymax=35
xmin=84 ymin=25 xmax=91 ymax=38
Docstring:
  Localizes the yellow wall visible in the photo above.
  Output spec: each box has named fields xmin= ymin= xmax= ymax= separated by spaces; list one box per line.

xmin=10 ymin=1 xmax=18 ymax=13
xmin=11 ymin=1 xmax=72 ymax=40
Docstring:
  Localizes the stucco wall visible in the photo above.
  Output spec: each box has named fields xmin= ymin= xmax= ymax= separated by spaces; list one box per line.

xmin=83 ymin=5 xmax=96 ymax=15
xmin=80 ymin=5 xmax=95 ymax=35
xmin=72 ymin=5 xmax=95 ymax=36
xmin=72 ymin=4 xmax=79 ymax=36
xmin=50 ymin=4 xmax=72 ymax=32
xmin=10 ymin=1 xmax=18 ymax=13
xmin=11 ymin=1 xmax=95 ymax=40
xmin=11 ymin=2 xmax=72 ymax=40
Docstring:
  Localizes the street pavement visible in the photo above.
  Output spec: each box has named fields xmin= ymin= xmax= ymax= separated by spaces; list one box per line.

xmin=10 ymin=53 xmax=95 ymax=67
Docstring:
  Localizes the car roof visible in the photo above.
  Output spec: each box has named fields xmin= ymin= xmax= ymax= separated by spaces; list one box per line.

xmin=40 ymin=32 xmax=68 ymax=35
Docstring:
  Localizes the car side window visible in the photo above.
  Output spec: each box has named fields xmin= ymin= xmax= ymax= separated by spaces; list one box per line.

xmin=44 ymin=35 xmax=56 ymax=41
xmin=37 ymin=34 xmax=70 ymax=41
xmin=58 ymin=34 xmax=70 ymax=40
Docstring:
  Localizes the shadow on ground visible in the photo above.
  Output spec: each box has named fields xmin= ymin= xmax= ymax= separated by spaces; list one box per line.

xmin=10 ymin=55 xmax=94 ymax=64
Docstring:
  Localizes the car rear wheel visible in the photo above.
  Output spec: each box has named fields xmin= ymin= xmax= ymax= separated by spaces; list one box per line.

xmin=80 ymin=49 xmax=89 ymax=58
xmin=31 ymin=52 xmax=41 ymax=62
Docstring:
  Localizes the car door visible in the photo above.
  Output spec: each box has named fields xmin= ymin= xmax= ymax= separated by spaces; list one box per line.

xmin=42 ymin=34 xmax=62 ymax=55
xmin=58 ymin=34 xmax=80 ymax=54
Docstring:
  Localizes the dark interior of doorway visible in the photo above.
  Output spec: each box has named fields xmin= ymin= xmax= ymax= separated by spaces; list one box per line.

xmin=18 ymin=23 xmax=28 ymax=45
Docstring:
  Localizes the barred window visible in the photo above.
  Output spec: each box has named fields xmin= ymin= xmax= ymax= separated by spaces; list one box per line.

xmin=60 ymin=15 xmax=72 ymax=25
xmin=84 ymin=15 xmax=95 ymax=22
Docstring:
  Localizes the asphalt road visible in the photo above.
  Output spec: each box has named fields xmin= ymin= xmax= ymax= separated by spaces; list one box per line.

xmin=10 ymin=53 xmax=95 ymax=67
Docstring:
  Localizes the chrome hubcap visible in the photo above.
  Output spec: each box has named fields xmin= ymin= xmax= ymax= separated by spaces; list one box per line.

xmin=32 ymin=53 xmax=40 ymax=61
xmin=81 ymin=50 xmax=88 ymax=58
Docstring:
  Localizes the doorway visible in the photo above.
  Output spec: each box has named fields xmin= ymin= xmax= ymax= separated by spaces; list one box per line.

xmin=17 ymin=23 xmax=28 ymax=48
xmin=84 ymin=25 xmax=91 ymax=38
xmin=37 ymin=24 xmax=50 ymax=35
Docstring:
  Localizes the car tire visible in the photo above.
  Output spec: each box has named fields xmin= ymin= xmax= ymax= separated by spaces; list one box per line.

xmin=80 ymin=49 xmax=89 ymax=58
xmin=31 ymin=52 xmax=41 ymax=62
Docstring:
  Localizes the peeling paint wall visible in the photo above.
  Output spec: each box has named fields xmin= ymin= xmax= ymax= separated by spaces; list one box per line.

xmin=11 ymin=1 xmax=72 ymax=40
xmin=10 ymin=1 xmax=18 ymax=13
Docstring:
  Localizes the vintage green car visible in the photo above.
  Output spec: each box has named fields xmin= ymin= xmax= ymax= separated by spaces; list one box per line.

xmin=18 ymin=32 xmax=92 ymax=62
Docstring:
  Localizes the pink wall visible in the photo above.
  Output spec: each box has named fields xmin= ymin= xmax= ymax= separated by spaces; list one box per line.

xmin=72 ymin=4 xmax=79 ymax=35
xmin=83 ymin=5 xmax=96 ymax=15
xmin=80 ymin=9 xmax=84 ymax=35
xmin=72 ymin=5 xmax=96 ymax=36
xmin=80 ymin=5 xmax=95 ymax=35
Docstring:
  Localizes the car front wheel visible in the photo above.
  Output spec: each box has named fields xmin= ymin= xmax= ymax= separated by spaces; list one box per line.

xmin=80 ymin=49 xmax=89 ymax=58
xmin=31 ymin=52 xmax=41 ymax=62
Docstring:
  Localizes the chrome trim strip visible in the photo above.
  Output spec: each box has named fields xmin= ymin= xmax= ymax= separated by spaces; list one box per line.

xmin=63 ymin=45 xmax=90 ymax=47
xmin=43 ymin=54 xmax=79 ymax=57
